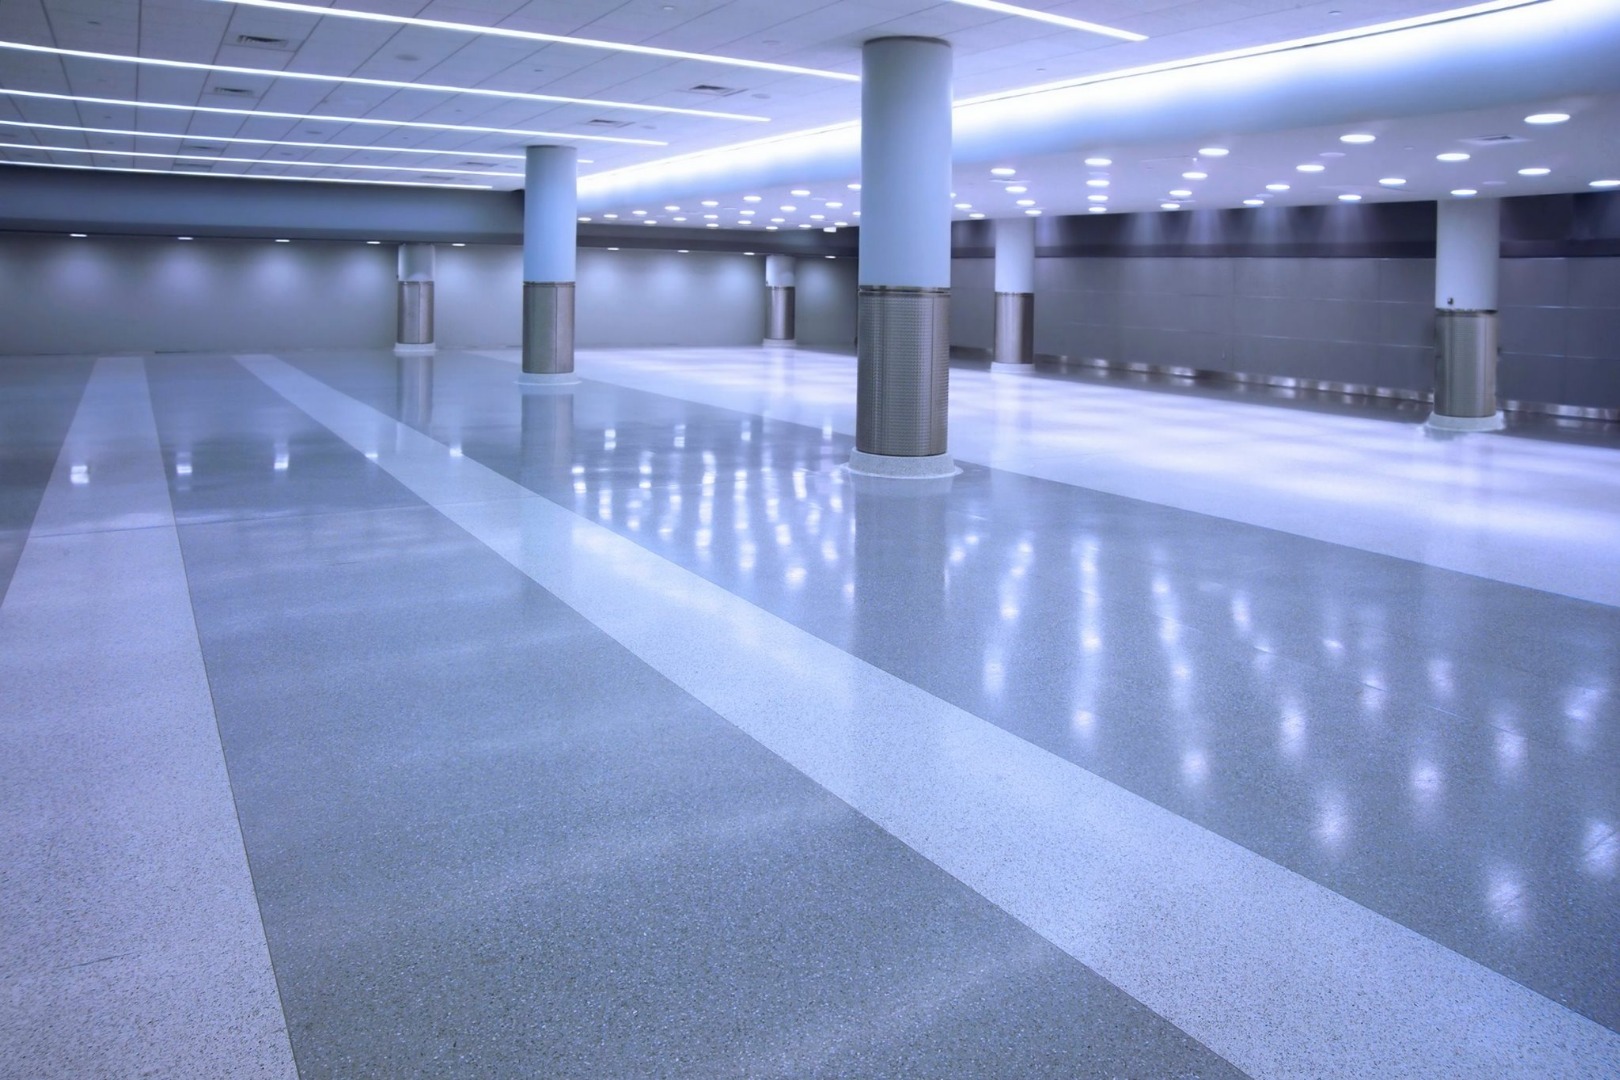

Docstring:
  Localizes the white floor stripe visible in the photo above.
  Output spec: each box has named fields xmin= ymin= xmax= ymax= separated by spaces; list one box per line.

xmin=0 ymin=358 xmax=298 ymax=1079
xmin=244 ymin=352 xmax=1620 ymax=1079
xmin=482 ymin=346 xmax=1620 ymax=607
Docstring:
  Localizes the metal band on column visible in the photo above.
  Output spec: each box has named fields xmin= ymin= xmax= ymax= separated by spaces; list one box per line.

xmin=766 ymin=286 xmax=797 ymax=344
xmin=523 ymin=282 xmax=576 ymax=376
xmin=849 ymin=36 xmax=955 ymax=479
xmin=521 ymin=145 xmax=579 ymax=385
xmin=395 ymin=242 xmax=435 ymax=355
xmin=1427 ymin=197 xmax=1503 ymax=432
xmin=993 ymin=291 xmax=1034 ymax=368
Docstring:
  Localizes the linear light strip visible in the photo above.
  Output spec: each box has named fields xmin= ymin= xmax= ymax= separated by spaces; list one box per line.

xmin=0 ymin=139 xmax=523 ymax=177
xmin=0 ymin=41 xmax=772 ymax=122
xmin=0 ymin=119 xmax=527 ymax=159
xmin=946 ymin=0 xmax=1146 ymax=41
xmin=580 ymin=0 xmax=1547 ymax=187
xmin=0 ymin=158 xmax=493 ymax=188
xmin=206 ymin=0 xmax=859 ymax=83
xmin=0 ymin=87 xmax=658 ymax=146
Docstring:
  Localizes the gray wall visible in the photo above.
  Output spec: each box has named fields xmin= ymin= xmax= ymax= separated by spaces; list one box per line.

xmin=952 ymin=254 xmax=1620 ymax=406
xmin=0 ymin=234 xmax=856 ymax=356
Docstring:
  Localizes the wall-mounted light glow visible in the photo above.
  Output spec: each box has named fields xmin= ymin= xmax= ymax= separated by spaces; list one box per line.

xmin=1517 ymin=167 xmax=1551 ymax=176
xmin=1524 ymin=112 xmax=1570 ymax=124
xmin=205 ymin=0 xmax=859 ymax=81
xmin=1296 ymin=163 xmax=1325 ymax=172
xmin=365 ymin=239 xmax=380 ymax=244
xmin=1379 ymin=177 xmax=1407 ymax=185
xmin=0 ymin=88 xmax=662 ymax=145
xmin=945 ymin=0 xmax=1146 ymax=41
xmin=0 ymin=41 xmax=770 ymax=122
xmin=1437 ymin=152 xmax=1471 ymax=162
xmin=1339 ymin=133 xmax=1376 ymax=143
xmin=1088 ymin=206 xmax=1107 ymax=213
xmin=1198 ymin=147 xmax=1229 ymax=157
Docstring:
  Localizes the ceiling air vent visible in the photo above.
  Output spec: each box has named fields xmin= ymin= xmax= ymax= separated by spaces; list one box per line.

xmin=459 ymin=161 xmax=494 ymax=167
xmin=1463 ymin=134 xmax=1527 ymax=145
xmin=235 ymin=34 xmax=292 ymax=49
xmin=173 ymin=162 xmax=214 ymax=170
xmin=684 ymin=83 xmax=743 ymax=97
xmin=211 ymin=86 xmax=258 ymax=97
xmin=581 ymin=118 xmax=633 ymax=128
xmin=183 ymin=144 xmax=223 ymax=152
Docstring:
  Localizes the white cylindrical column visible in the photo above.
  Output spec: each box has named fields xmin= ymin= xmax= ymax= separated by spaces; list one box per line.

xmin=1428 ymin=197 xmax=1503 ymax=431
xmin=522 ymin=145 xmax=579 ymax=382
xmin=765 ymin=254 xmax=797 ymax=345
xmin=394 ymin=242 xmax=435 ymax=353
xmin=992 ymin=217 xmax=1036 ymax=371
xmin=851 ymin=36 xmax=955 ymax=480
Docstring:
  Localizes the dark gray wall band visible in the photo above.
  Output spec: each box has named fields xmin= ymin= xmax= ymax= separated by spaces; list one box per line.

xmin=522 ymin=282 xmax=575 ymax=375
xmin=856 ymin=286 xmax=950 ymax=457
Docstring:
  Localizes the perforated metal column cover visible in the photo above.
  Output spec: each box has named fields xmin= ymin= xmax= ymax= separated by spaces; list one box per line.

xmin=856 ymin=286 xmax=949 ymax=457
xmin=1433 ymin=310 xmax=1498 ymax=418
xmin=768 ymin=286 xmax=797 ymax=341
xmin=396 ymin=281 xmax=434 ymax=345
xmin=522 ymin=281 xmax=575 ymax=375
xmin=994 ymin=291 xmax=1034 ymax=365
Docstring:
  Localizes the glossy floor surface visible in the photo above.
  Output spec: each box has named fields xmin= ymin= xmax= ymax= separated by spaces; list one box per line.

xmin=1 ymin=346 xmax=1617 ymax=1078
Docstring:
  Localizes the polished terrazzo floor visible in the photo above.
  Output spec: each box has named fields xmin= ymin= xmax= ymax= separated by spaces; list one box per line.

xmin=1 ymin=346 xmax=1616 ymax=1078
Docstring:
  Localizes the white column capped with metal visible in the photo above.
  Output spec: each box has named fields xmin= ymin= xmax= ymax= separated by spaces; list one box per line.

xmin=849 ymin=36 xmax=956 ymax=480
xmin=764 ymin=254 xmax=797 ymax=346
xmin=521 ymin=145 xmax=579 ymax=384
xmin=992 ymin=217 xmax=1036 ymax=372
xmin=1427 ymin=197 xmax=1503 ymax=432
xmin=394 ymin=242 xmax=435 ymax=355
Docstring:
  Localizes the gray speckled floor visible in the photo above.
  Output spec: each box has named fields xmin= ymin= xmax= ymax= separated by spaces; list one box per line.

xmin=5 ymin=346 xmax=1618 ymax=1078
xmin=0 ymin=355 xmax=93 ymax=605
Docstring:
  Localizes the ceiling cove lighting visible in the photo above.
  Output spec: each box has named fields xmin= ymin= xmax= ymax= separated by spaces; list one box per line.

xmin=0 ymin=42 xmax=772 ymax=122
xmin=0 ymin=119 xmax=532 ymax=160
xmin=945 ymin=0 xmax=1146 ymax=41
xmin=1524 ymin=112 xmax=1571 ymax=124
xmin=206 ymin=0 xmax=858 ymax=81
xmin=0 ymin=89 xmax=663 ymax=146
xmin=0 ymin=141 xmax=521 ymax=179
xmin=0 ymin=158 xmax=493 ymax=189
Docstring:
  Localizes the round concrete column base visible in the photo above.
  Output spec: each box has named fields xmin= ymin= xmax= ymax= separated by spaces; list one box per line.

xmin=393 ymin=343 xmax=436 ymax=356
xmin=518 ymin=372 xmax=581 ymax=389
xmin=1424 ymin=410 xmax=1504 ymax=433
xmin=990 ymin=361 xmax=1037 ymax=376
xmin=847 ymin=449 xmax=958 ymax=479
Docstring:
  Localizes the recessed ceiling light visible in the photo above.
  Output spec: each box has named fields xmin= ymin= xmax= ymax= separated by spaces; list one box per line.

xmin=1243 ymin=199 xmax=1264 ymax=206
xmin=707 ymin=223 xmax=719 ymax=228
xmin=1591 ymin=179 xmax=1620 ymax=188
xmin=969 ymin=212 xmax=986 ymax=218
xmin=1525 ymin=112 xmax=1570 ymax=124
xmin=632 ymin=209 xmax=647 ymax=215
xmin=991 ymin=167 xmax=1017 ymax=176
xmin=1182 ymin=171 xmax=1208 ymax=179
xmin=739 ymin=209 xmax=755 ymax=215
xmin=1296 ymin=163 xmax=1325 ymax=172
xmin=1266 ymin=183 xmax=1290 ymax=191
xmin=179 ymin=236 xmax=194 ymax=240
xmin=771 ymin=217 xmax=785 ymax=223
xmin=663 ymin=204 xmax=679 ymax=210
xmin=1015 ymin=198 xmax=1035 ymax=206
xmin=1198 ymin=147 xmax=1229 ymax=156
xmin=780 ymin=205 xmax=796 ymax=211
xmin=1161 ymin=202 xmax=1181 ymax=210
xmin=847 ymin=182 xmax=861 ymax=190
xmin=1379 ymin=177 xmax=1407 ymax=185
xmin=790 ymin=188 xmax=810 ymax=196
xmin=810 ymin=213 xmax=825 ymax=220
xmin=1086 ymin=179 xmax=1109 ymax=187
xmin=1087 ymin=194 xmax=1107 ymax=202
xmin=603 ymin=213 xmax=619 ymax=219
xmin=1088 ymin=206 xmax=1107 ymax=213
xmin=743 ymin=195 xmax=761 ymax=202
xmin=1339 ymin=133 xmax=1376 ymax=143
xmin=1451 ymin=188 xmax=1478 ymax=197
xmin=943 ymin=0 xmax=1145 ymax=40
xmin=1338 ymin=193 xmax=1362 ymax=201
xmin=1024 ymin=208 xmax=1042 ymax=215
xmin=744 ymin=251 xmax=756 ymax=256
xmin=1517 ymin=167 xmax=1551 ymax=176
xmin=1169 ymin=189 xmax=1192 ymax=197
xmin=0 ymin=41 xmax=772 ymax=123
xmin=954 ymin=202 xmax=972 ymax=209
xmin=673 ymin=216 xmax=687 ymax=222
xmin=765 ymin=226 xmax=778 ymax=230
xmin=578 ymin=216 xmax=591 ymax=222
xmin=826 ymin=201 xmax=843 ymax=208
xmin=834 ymin=221 xmax=849 ymax=227
xmin=703 ymin=213 xmax=718 ymax=219
xmin=1006 ymin=184 xmax=1028 ymax=193
xmin=0 ymin=87 xmax=666 ymax=146
xmin=1084 ymin=157 xmax=1111 ymax=166
xmin=799 ymin=224 xmax=811 ymax=229
xmin=701 ymin=200 xmax=719 ymax=206
xmin=678 ymin=249 xmax=690 ymax=254
xmin=1437 ymin=152 xmax=1470 ymax=162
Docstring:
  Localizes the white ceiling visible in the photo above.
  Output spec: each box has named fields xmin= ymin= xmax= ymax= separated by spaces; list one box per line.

xmin=1 ymin=0 xmax=1617 ymax=233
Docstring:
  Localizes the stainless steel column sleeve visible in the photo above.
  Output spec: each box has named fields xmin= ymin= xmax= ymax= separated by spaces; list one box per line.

xmin=856 ymin=285 xmax=949 ymax=457
xmin=396 ymin=281 xmax=434 ymax=346
xmin=767 ymin=286 xmax=797 ymax=343
xmin=522 ymin=282 xmax=575 ymax=376
xmin=1427 ymin=197 xmax=1503 ymax=431
xmin=1434 ymin=311 xmax=1498 ymax=418
xmin=993 ymin=291 xmax=1034 ymax=366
